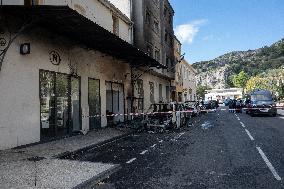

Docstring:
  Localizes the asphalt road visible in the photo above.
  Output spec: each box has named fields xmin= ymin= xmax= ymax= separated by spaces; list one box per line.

xmin=84 ymin=108 xmax=284 ymax=189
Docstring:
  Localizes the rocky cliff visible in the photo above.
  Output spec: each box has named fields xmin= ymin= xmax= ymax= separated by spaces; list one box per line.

xmin=192 ymin=38 xmax=284 ymax=89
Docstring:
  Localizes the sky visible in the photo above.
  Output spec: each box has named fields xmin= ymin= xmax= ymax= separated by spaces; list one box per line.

xmin=170 ymin=0 xmax=284 ymax=63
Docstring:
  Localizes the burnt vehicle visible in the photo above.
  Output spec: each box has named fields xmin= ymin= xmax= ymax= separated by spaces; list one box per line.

xmin=144 ymin=103 xmax=186 ymax=131
xmin=246 ymin=89 xmax=277 ymax=117
xmin=203 ymin=100 xmax=212 ymax=110
xmin=184 ymin=101 xmax=201 ymax=116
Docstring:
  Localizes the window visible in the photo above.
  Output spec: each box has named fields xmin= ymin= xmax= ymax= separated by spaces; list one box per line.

xmin=112 ymin=16 xmax=119 ymax=36
xmin=149 ymin=82 xmax=155 ymax=103
xmin=159 ymin=84 xmax=163 ymax=102
xmin=154 ymin=48 xmax=160 ymax=61
xmin=164 ymin=6 xmax=167 ymax=17
xmin=166 ymin=56 xmax=170 ymax=68
xmin=153 ymin=20 xmax=159 ymax=32
xmin=146 ymin=43 xmax=153 ymax=57
xmin=169 ymin=14 xmax=173 ymax=25
xmin=165 ymin=31 xmax=168 ymax=42
xmin=145 ymin=10 xmax=151 ymax=24
xmin=166 ymin=86 xmax=170 ymax=102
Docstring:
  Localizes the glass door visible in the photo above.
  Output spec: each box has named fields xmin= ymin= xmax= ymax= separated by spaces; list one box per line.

xmin=71 ymin=77 xmax=81 ymax=132
xmin=40 ymin=70 xmax=81 ymax=140
xmin=88 ymin=78 xmax=101 ymax=130
xmin=40 ymin=71 xmax=56 ymax=140
xmin=55 ymin=73 xmax=69 ymax=137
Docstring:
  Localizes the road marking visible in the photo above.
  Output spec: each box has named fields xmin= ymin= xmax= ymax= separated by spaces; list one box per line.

xmin=235 ymin=114 xmax=237 ymax=117
xmin=256 ymin=147 xmax=282 ymax=181
xmin=221 ymin=109 xmax=226 ymax=111
xmin=126 ymin=158 xmax=137 ymax=164
xmin=280 ymin=117 xmax=284 ymax=120
xmin=245 ymin=129 xmax=255 ymax=141
xmin=175 ymin=132 xmax=185 ymax=139
xmin=159 ymin=140 xmax=163 ymax=143
xmin=240 ymin=122 xmax=245 ymax=128
xmin=140 ymin=150 xmax=148 ymax=155
xmin=237 ymin=117 xmax=240 ymax=121
xmin=150 ymin=144 xmax=157 ymax=148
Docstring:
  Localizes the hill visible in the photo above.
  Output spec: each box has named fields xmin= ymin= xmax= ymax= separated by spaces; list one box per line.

xmin=193 ymin=38 xmax=284 ymax=88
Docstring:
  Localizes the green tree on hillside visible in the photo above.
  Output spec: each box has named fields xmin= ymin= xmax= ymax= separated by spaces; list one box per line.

xmin=232 ymin=71 xmax=249 ymax=88
xmin=196 ymin=85 xmax=211 ymax=99
xmin=278 ymin=79 xmax=284 ymax=99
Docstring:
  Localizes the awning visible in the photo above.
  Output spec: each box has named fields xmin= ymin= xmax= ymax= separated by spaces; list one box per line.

xmin=0 ymin=6 xmax=167 ymax=69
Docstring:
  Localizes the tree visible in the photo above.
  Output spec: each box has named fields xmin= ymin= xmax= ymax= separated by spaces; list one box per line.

xmin=233 ymin=71 xmax=249 ymax=88
xmin=196 ymin=85 xmax=211 ymax=99
xmin=278 ymin=79 xmax=284 ymax=100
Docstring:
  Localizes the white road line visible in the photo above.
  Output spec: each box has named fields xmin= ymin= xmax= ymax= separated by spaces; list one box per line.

xmin=237 ymin=117 xmax=240 ymax=121
xmin=140 ymin=150 xmax=148 ymax=155
xmin=256 ymin=147 xmax=282 ymax=181
xmin=159 ymin=140 xmax=163 ymax=143
xmin=235 ymin=114 xmax=237 ymax=117
xmin=240 ymin=122 xmax=245 ymax=128
xmin=150 ymin=144 xmax=157 ymax=148
xmin=126 ymin=158 xmax=137 ymax=164
xmin=245 ymin=129 xmax=255 ymax=141
xmin=176 ymin=132 xmax=185 ymax=139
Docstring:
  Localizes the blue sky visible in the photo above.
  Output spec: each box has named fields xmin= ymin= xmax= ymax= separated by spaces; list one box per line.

xmin=170 ymin=0 xmax=284 ymax=63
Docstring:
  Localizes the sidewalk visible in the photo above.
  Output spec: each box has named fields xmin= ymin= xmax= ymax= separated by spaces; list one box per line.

xmin=0 ymin=128 xmax=132 ymax=189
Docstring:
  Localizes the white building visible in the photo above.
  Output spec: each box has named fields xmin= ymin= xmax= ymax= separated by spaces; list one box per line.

xmin=0 ymin=1 xmax=165 ymax=149
xmin=205 ymin=88 xmax=243 ymax=101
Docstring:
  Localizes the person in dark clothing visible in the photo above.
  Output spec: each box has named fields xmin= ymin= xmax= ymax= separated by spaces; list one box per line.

xmin=232 ymin=99 xmax=237 ymax=113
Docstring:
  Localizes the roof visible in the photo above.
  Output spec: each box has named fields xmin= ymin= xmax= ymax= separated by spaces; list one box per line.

xmin=1 ymin=6 xmax=166 ymax=69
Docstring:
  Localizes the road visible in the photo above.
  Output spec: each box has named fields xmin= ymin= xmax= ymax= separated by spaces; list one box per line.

xmin=81 ymin=108 xmax=284 ymax=189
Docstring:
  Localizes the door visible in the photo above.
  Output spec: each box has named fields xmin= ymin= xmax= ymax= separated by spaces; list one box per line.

xmin=88 ymin=78 xmax=101 ymax=130
xmin=40 ymin=70 xmax=81 ymax=140
xmin=106 ymin=82 xmax=125 ymax=125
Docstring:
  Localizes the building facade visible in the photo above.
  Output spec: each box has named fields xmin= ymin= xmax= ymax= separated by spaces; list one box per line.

xmin=131 ymin=0 xmax=176 ymax=111
xmin=175 ymin=60 xmax=198 ymax=102
xmin=173 ymin=35 xmax=197 ymax=102
xmin=0 ymin=1 xmax=164 ymax=149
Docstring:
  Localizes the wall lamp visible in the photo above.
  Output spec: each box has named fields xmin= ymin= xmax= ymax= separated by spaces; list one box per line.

xmin=20 ymin=43 xmax=30 ymax=55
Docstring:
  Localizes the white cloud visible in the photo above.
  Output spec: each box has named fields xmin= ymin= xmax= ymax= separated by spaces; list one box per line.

xmin=174 ymin=19 xmax=207 ymax=44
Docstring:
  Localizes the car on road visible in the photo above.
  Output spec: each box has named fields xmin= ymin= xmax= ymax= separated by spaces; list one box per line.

xmin=144 ymin=103 xmax=186 ymax=131
xmin=246 ymin=89 xmax=277 ymax=117
xmin=184 ymin=101 xmax=201 ymax=116
xmin=203 ymin=101 xmax=212 ymax=110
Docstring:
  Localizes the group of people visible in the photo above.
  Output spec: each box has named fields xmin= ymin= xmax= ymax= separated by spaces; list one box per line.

xmin=228 ymin=99 xmax=243 ymax=113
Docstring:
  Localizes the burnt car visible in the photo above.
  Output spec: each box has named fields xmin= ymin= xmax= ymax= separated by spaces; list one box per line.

xmin=144 ymin=103 xmax=186 ymax=131
xmin=184 ymin=101 xmax=201 ymax=116
xmin=246 ymin=89 xmax=277 ymax=117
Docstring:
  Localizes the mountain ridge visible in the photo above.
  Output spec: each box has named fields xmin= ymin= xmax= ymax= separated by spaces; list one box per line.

xmin=192 ymin=38 xmax=284 ymax=89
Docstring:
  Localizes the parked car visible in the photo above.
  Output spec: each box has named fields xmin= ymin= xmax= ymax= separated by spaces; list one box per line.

xmin=184 ymin=101 xmax=201 ymax=116
xmin=144 ymin=103 xmax=186 ymax=131
xmin=246 ymin=89 xmax=277 ymax=117
xmin=203 ymin=101 xmax=212 ymax=110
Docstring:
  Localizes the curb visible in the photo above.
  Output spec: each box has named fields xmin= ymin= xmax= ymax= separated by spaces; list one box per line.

xmin=73 ymin=164 xmax=121 ymax=189
xmin=55 ymin=131 xmax=134 ymax=159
